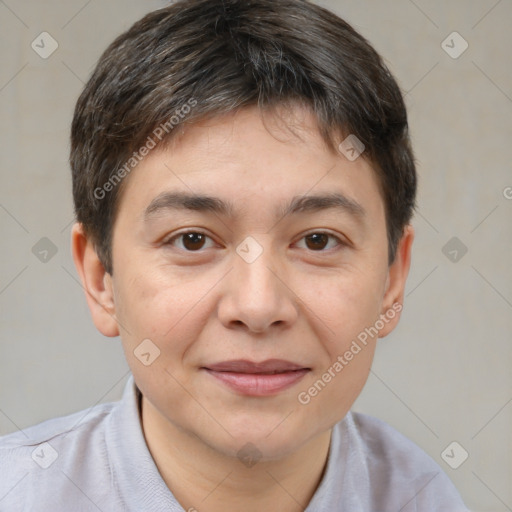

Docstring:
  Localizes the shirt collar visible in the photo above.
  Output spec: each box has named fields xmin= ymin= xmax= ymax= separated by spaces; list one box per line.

xmin=106 ymin=374 xmax=367 ymax=511
xmin=106 ymin=374 xmax=183 ymax=511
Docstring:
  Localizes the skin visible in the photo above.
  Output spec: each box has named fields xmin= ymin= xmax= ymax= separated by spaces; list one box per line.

xmin=72 ymin=104 xmax=413 ymax=512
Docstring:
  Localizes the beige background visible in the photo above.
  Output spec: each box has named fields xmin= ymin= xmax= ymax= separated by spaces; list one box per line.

xmin=1 ymin=1 xmax=511 ymax=510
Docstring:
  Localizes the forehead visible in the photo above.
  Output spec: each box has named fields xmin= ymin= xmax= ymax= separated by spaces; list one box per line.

xmin=115 ymin=105 xmax=385 ymax=224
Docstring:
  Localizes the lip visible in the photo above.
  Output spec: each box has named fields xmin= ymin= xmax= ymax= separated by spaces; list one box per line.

xmin=202 ymin=359 xmax=310 ymax=396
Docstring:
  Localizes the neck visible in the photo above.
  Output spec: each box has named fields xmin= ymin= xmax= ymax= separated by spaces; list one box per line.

xmin=140 ymin=396 xmax=332 ymax=512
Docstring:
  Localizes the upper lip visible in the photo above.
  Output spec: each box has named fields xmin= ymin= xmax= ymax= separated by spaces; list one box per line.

xmin=203 ymin=359 xmax=309 ymax=374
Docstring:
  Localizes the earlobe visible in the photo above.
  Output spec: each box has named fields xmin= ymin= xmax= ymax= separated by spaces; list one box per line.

xmin=378 ymin=224 xmax=414 ymax=338
xmin=71 ymin=223 xmax=120 ymax=337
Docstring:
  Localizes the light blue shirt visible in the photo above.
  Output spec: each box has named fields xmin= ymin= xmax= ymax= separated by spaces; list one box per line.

xmin=0 ymin=375 xmax=469 ymax=511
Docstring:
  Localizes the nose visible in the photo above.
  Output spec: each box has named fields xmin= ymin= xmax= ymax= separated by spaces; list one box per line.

xmin=217 ymin=245 xmax=298 ymax=334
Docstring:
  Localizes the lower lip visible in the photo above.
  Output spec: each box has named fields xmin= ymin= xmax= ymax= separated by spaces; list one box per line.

xmin=204 ymin=369 xmax=310 ymax=396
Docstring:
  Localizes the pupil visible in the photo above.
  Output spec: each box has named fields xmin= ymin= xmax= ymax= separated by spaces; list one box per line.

xmin=306 ymin=233 xmax=328 ymax=250
xmin=184 ymin=233 xmax=205 ymax=250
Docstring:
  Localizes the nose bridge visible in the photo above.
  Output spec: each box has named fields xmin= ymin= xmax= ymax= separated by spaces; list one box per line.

xmin=218 ymin=235 xmax=297 ymax=332
xmin=234 ymin=236 xmax=282 ymax=303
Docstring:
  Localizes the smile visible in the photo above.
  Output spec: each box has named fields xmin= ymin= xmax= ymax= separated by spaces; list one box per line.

xmin=202 ymin=359 xmax=311 ymax=396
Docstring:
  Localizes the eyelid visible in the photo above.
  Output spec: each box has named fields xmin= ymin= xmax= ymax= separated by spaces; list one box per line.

xmin=294 ymin=230 xmax=348 ymax=251
xmin=163 ymin=229 xmax=218 ymax=249
xmin=162 ymin=229 xmax=349 ymax=252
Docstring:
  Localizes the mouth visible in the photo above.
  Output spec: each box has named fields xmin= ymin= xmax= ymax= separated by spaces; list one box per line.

xmin=201 ymin=359 xmax=311 ymax=396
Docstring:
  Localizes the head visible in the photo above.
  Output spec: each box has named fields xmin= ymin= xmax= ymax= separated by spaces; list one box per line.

xmin=71 ymin=0 xmax=416 ymax=461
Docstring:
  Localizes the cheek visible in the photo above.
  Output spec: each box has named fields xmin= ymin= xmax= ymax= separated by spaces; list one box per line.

xmin=295 ymin=265 xmax=385 ymax=344
xmin=296 ymin=345 xmax=376 ymax=429
xmin=113 ymin=263 xmax=221 ymax=364
xmin=113 ymin=267 xmax=212 ymax=409
xmin=291 ymin=268 xmax=383 ymax=422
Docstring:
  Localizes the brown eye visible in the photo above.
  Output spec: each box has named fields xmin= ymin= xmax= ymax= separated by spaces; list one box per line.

xmin=182 ymin=232 xmax=206 ymax=251
xmin=166 ymin=231 xmax=215 ymax=251
xmin=296 ymin=232 xmax=343 ymax=252
xmin=304 ymin=233 xmax=329 ymax=250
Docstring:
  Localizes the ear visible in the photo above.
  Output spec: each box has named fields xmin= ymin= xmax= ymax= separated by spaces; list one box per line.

xmin=378 ymin=224 xmax=414 ymax=338
xmin=71 ymin=223 xmax=119 ymax=337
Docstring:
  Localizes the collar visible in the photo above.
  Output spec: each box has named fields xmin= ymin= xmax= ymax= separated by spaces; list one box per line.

xmin=106 ymin=374 xmax=366 ymax=511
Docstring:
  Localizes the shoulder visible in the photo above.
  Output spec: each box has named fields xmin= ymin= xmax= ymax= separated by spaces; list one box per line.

xmin=342 ymin=411 xmax=469 ymax=512
xmin=0 ymin=400 xmax=117 ymax=511
xmin=0 ymin=399 xmax=115 ymax=447
xmin=0 ymin=399 xmax=115 ymax=458
xmin=347 ymin=410 xmax=435 ymax=471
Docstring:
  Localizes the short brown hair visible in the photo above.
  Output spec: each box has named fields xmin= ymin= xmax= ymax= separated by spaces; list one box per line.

xmin=70 ymin=0 xmax=416 ymax=274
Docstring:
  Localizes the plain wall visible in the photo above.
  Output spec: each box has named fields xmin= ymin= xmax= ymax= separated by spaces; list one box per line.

xmin=0 ymin=1 xmax=511 ymax=510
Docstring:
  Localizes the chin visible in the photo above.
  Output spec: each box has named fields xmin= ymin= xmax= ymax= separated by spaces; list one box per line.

xmin=215 ymin=435 xmax=302 ymax=463
xmin=203 ymin=417 xmax=319 ymax=462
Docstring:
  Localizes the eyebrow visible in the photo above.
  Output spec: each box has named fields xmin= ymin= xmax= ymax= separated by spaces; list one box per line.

xmin=143 ymin=191 xmax=365 ymax=222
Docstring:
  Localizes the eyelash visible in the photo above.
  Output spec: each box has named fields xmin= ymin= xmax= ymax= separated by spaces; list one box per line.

xmin=163 ymin=230 xmax=346 ymax=253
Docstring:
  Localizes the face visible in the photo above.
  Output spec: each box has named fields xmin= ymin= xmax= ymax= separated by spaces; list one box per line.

xmin=76 ymin=104 xmax=412 ymax=461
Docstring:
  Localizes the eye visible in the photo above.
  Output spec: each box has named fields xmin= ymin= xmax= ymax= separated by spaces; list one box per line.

xmin=164 ymin=231 xmax=216 ymax=251
xmin=295 ymin=232 xmax=344 ymax=251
